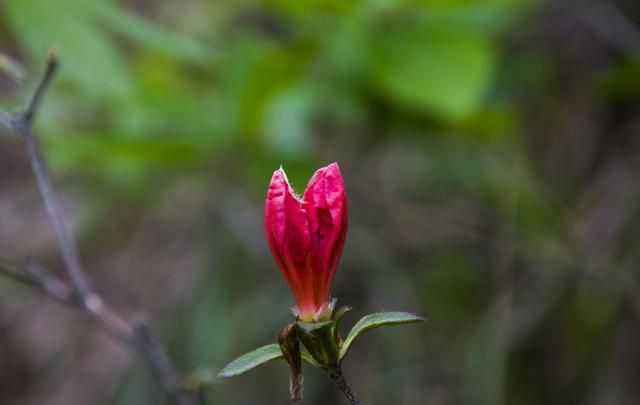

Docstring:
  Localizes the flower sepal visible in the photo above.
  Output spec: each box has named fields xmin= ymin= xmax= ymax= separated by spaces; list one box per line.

xmin=296 ymin=319 xmax=340 ymax=368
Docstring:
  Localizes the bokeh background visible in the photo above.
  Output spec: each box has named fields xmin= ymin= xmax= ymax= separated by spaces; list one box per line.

xmin=1 ymin=0 xmax=640 ymax=404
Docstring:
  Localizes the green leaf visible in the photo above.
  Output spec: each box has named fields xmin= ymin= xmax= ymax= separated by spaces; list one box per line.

xmin=301 ymin=349 xmax=321 ymax=368
xmin=218 ymin=344 xmax=283 ymax=378
xmin=296 ymin=319 xmax=341 ymax=367
xmin=332 ymin=306 xmax=352 ymax=342
xmin=340 ymin=312 xmax=425 ymax=360
xmin=334 ymin=306 xmax=352 ymax=325
xmin=217 ymin=342 xmax=322 ymax=378
xmin=89 ymin=0 xmax=212 ymax=64
xmin=371 ymin=24 xmax=495 ymax=121
xmin=2 ymin=0 xmax=131 ymax=98
xmin=216 ymin=40 xmax=307 ymax=137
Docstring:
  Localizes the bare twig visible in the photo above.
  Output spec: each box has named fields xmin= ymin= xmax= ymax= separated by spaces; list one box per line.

xmin=0 ymin=257 xmax=76 ymax=306
xmin=17 ymin=121 xmax=92 ymax=296
xmin=13 ymin=50 xmax=91 ymax=297
xmin=0 ymin=109 xmax=11 ymax=128
xmin=0 ymin=52 xmax=200 ymax=405
xmin=24 ymin=49 xmax=58 ymax=123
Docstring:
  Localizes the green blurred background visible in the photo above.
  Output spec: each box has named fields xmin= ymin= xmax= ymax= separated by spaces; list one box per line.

xmin=1 ymin=0 xmax=640 ymax=404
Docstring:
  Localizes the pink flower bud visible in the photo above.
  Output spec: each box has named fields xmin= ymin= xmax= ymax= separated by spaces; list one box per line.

xmin=265 ymin=163 xmax=348 ymax=322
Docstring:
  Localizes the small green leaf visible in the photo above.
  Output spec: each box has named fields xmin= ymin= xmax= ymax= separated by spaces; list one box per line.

xmin=296 ymin=320 xmax=341 ymax=367
xmin=218 ymin=344 xmax=283 ymax=378
xmin=334 ymin=306 xmax=352 ymax=326
xmin=301 ymin=349 xmax=321 ymax=367
xmin=371 ymin=24 xmax=495 ymax=121
xmin=332 ymin=306 xmax=352 ymax=342
xmin=89 ymin=1 xmax=212 ymax=63
xmin=340 ymin=312 xmax=425 ymax=360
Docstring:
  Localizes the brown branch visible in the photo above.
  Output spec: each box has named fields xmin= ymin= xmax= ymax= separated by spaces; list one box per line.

xmin=0 ymin=52 xmax=200 ymax=405
xmin=14 ymin=50 xmax=91 ymax=297
xmin=0 ymin=257 xmax=77 ymax=306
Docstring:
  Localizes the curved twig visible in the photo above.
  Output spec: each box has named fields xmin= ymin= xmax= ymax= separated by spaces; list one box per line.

xmin=0 ymin=51 xmax=200 ymax=405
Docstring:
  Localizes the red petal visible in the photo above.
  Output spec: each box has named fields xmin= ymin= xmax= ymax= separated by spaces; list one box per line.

xmin=265 ymin=163 xmax=348 ymax=320
xmin=303 ymin=162 xmax=348 ymax=307
xmin=265 ymin=168 xmax=315 ymax=313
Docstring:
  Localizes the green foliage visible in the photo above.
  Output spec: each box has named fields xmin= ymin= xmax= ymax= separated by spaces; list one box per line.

xmin=0 ymin=0 xmax=526 ymax=183
xmin=340 ymin=312 xmax=425 ymax=360
xmin=332 ymin=306 xmax=352 ymax=342
xmin=89 ymin=1 xmax=212 ymax=64
xmin=370 ymin=20 xmax=495 ymax=120
xmin=218 ymin=310 xmax=423 ymax=381
xmin=218 ymin=344 xmax=283 ymax=378
xmin=297 ymin=320 xmax=342 ymax=367
xmin=217 ymin=342 xmax=326 ymax=378
xmin=2 ymin=0 xmax=131 ymax=98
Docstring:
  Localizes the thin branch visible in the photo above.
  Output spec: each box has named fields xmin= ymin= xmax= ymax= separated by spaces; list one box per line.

xmin=12 ymin=52 xmax=91 ymax=297
xmin=24 ymin=48 xmax=58 ymax=123
xmin=0 ymin=257 xmax=76 ymax=306
xmin=0 ymin=258 xmax=197 ymax=404
xmin=15 ymin=117 xmax=92 ymax=296
xmin=133 ymin=320 xmax=188 ymax=395
xmin=0 ymin=52 xmax=200 ymax=405
xmin=0 ymin=109 xmax=11 ymax=129
xmin=326 ymin=367 xmax=364 ymax=405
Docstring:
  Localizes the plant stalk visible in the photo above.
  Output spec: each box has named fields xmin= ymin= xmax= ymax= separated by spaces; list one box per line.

xmin=326 ymin=367 xmax=364 ymax=405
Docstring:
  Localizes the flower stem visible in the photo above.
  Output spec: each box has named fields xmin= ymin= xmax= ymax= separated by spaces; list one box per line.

xmin=326 ymin=367 xmax=364 ymax=405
